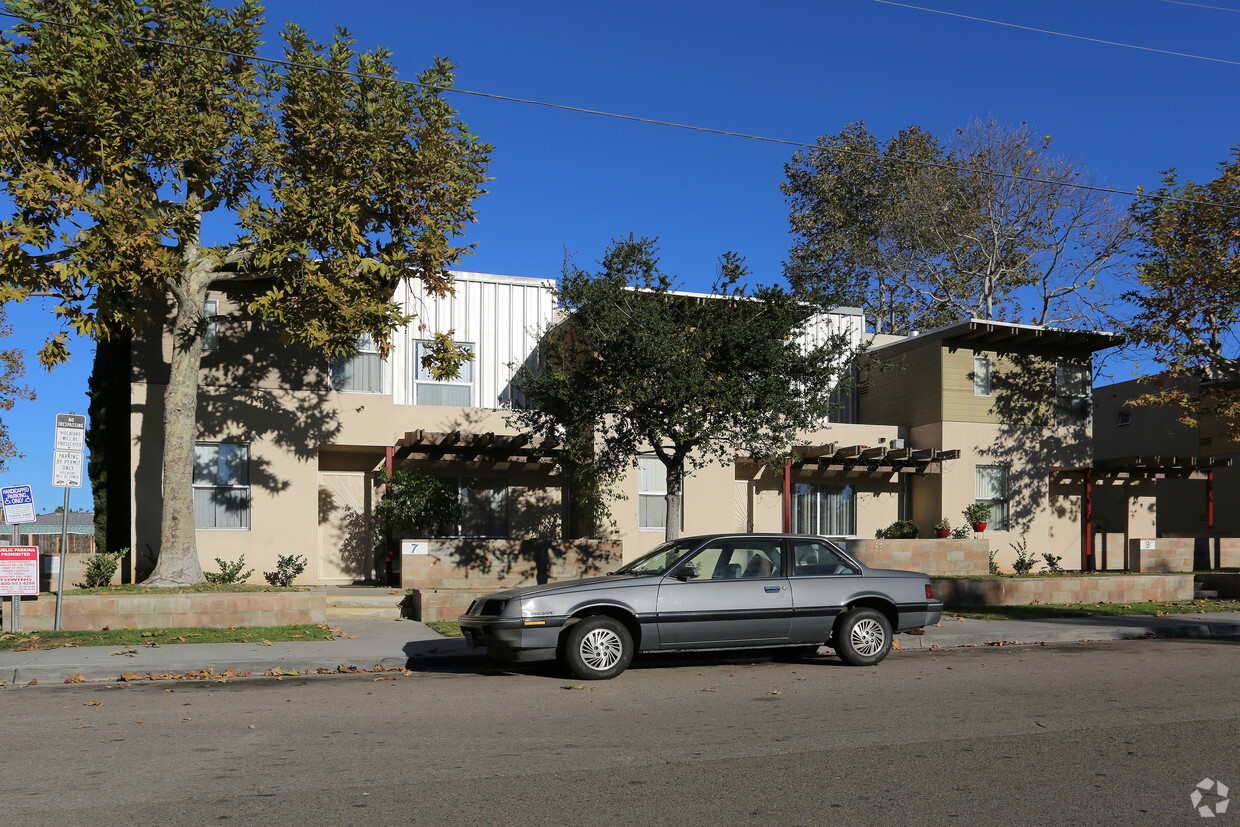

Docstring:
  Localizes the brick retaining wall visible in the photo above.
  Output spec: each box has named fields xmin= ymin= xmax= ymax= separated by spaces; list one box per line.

xmin=844 ymin=539 xmax=990 ymax=576
xmin=7 ymin=590 xmax=326 ymax=632
xmin=932 ymin=574 xmax=1193 ymax=607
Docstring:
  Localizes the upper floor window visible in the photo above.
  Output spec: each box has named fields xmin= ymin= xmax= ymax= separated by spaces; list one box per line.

xmin=415 ymin=340 xmax=473 ymax=406
xmin=330 ymin=333 xmax=386 ymax=393
xmin=202 ymin=298 xmax=219 ymax=354
xmin=638 ymin=455 xmax=682 ymax=531
xmin=193 ymin=442 xmax=250 ymax=529
xmin=1118 ymin=409 xmax=1131 ymax=426
xmin=973 ymin=354 xmax=992 ymax=396
xmin=1056 ymin=362 xmax=1091 ymax=427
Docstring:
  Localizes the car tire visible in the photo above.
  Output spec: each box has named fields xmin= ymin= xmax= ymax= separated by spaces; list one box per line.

xmin=561 ymin=616 xmax=634 ymax=680
xmin=833 ymin=608 xmax=892 ymax=666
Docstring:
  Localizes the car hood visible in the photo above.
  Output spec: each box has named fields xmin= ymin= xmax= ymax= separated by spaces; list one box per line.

xmin=487 ymin=574 xmax=652 ymax=600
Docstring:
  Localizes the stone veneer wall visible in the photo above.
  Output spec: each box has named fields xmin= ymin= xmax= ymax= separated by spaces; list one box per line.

xmin=403 ymin=539 xmax=623 ymax=623
xmin=932 ymin=574 xmax=1193 ymax=607
xmin=10 ymin=590 xmax=325 ymax=632
xmin=1126 ymin=538 xmax=1195 ymax=573
xmin=844 ymin=539 xmax=990 ymax=576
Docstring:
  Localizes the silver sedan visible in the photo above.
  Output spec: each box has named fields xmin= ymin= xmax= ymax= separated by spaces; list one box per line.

xmin=457 ymin=533 xmax=942 ymax=680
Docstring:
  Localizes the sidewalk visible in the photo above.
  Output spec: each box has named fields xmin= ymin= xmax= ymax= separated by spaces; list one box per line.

xmin=3 ymin=612 xmax=1239 ymax=686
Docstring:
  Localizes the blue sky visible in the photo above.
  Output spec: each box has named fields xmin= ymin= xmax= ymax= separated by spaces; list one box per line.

xmin=2 ymin=0 xmax=1238 ymax=512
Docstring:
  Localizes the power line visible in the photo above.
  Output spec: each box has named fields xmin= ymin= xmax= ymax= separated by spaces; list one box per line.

xmin=870 ymin=0 xmax=1240 ymax=66
xmin=1157 ymin=0 xmax=1240 ymax=12
xmin=0 ymin=8 xmax=1235 ymax=211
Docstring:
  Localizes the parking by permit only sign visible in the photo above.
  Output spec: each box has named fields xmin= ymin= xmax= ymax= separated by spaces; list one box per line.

xmin=0 ymin=547 xmax=39 ymax=596
xmin=1 ymin=485 xmax=36 ymax=524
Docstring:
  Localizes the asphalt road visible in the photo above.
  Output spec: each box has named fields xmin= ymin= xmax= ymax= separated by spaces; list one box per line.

xmin=3 ymin=639 xmax=1237 ymax=825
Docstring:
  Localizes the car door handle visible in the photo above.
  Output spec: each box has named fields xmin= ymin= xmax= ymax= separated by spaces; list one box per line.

xmin=764 ymin=585 xmax=784 ymax=592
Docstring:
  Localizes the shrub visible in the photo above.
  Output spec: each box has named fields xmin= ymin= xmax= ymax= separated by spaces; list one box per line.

xmin=884 ymin=519 xmax=919 ymax=539
xmin=204 ymin=555 xmax=254 ymax=585
xmin=264 ymin=554 xmax=308 ymax=587
xmin=1010 ymin=537 xmax=1037 ymax=576
xmin=1041 ymin=552 xmax=1064 ymax=574
xmin=79 ymin=549 xmax=127 ymax=588
xmin=933 ymin=517 xmax=951 ymax=531
xmin=951 ymin=526 xmax=971 ymax=539
xmin=988 ymin=547 xmax=999 ymax=575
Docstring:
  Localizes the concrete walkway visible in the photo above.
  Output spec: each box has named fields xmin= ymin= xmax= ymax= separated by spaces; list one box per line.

xmin=3 ymin=612 xmax=1239 ymax=686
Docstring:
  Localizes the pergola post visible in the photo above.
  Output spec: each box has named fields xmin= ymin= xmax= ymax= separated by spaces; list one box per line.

xmin=1083 ymin=468 xmax=1093 ymax=572
xmin=783 ymin=458 xmax=792 ymax=533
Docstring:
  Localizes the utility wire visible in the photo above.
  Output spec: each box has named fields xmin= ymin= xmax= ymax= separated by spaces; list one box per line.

xmin=871 ymin=0 xmax=1240 ymax=66
xmin=0 ymin=8 xmax=1235 ymax=211
xmin=1157 ymin=0 xmax=1240 ymax=12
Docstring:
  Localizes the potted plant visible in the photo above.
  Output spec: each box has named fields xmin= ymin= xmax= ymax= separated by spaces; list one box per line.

xmin=932 ymin=518 xmax=951 ymax=538
xmin=884 ymin=519 xmax=919 ymax=539
xmin=963 ymin=502 xmax=991 ymax=532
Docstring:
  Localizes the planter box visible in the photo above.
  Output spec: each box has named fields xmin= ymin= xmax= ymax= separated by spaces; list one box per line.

xmin=8 ymin=590 xmax=326 ymax=632
xmin=932 ymin=574 xmax=1193 ymax=607
xmin=844 ymin=539 xmax=990 ymax=577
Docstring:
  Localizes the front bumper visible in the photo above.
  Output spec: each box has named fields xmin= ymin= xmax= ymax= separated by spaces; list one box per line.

xmin=457 ymin=615 xmax=568 ymax=663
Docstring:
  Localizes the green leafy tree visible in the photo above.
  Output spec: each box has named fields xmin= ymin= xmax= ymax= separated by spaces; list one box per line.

xmin=784 ymin=119 xmax=1129 ymax=333
xmin=372 ymin=468 xmax=460 ymax=539
xmin=0 ymin=0 xmax=490 ymax=584
xmin=510 ymin=236 xmax=855 ymax=542
xmin=0 ymin=307 xmax=35 ymax=472
xmin=1125 ymin=148 xmax=1240 ymax=440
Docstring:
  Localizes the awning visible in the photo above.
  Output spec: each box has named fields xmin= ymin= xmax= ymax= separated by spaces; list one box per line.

xmin=784 ymin=443 xmax=960 ymax=476
xmin=392 ymin=429 xmax=559 ymax=465
xmin=1053 ymin=455 xmax=1232 ymax=483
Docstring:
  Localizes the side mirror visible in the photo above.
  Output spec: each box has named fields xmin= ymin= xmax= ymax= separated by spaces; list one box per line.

xmin=671 ymin=567 xmax=698 ymax=582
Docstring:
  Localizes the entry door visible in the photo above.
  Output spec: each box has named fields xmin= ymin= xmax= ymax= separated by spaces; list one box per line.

xmin=317 ymin=471 xmax=375 ymax=583
xmin=655 ymin=539 xmax=792 ymax=646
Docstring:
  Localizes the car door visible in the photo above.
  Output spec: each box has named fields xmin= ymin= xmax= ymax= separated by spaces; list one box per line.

xmin=655 ymin=539 xmax=792 ymax=647
xmin=787 ymin=539 xmax=861 ymax=644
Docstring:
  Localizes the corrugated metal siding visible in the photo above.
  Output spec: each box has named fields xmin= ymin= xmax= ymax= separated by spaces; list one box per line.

xmin=392 ymin=271 xmax=556 ymax=409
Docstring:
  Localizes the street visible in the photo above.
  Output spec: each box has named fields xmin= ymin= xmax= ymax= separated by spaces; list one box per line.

xmin=3 ymin=638 xmax=1237 ymax=825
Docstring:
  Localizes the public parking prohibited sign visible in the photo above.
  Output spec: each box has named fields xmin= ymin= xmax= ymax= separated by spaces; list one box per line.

xmin=55 ymin=413 xmax=86 ymax=451
xmin=0 ymin=547 xmax=39 ymax=596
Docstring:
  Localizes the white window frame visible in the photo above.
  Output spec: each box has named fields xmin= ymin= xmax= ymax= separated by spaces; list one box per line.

xmin=973 ymin=354 xmax=992 ymax=397
xmin=414 ymin=340 xmax=474 ymax=406
xmin=202 ymin=298 xmax=219 ymax=354
xmin=330 ymin=332 xmax=387 ymax=394
xmin=638 ymin=455 xmax=681 ymax=532
xmin=975 ymin=465 xmax=1009 ymax=531
xmin=193 ymin=442 xmax=250 ymax=530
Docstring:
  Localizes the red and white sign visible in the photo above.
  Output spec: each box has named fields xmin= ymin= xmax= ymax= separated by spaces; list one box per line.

xmin=0 ymin=546 xmax=39 ymax=596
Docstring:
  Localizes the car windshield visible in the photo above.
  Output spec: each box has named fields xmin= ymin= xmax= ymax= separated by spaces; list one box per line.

xmin=614 ymin=539 xmax=699 ymax=575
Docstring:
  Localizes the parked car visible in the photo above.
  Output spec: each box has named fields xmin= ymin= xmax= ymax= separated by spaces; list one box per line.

xmin=458 ymin=533 xmax=942 ymax=679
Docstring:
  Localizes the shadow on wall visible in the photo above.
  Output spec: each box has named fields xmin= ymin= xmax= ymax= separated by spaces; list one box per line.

xmin=974 ymin=353 xmax=1092 ymax=539
xmin=442 ymin=537 xmax=616 ymax=585
xmin=132 ymin=290 xmax=346 ymax=574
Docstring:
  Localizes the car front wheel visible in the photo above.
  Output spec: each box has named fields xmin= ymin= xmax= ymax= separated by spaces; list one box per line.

xmin=561 ymin=616 xmax=634 ymax=680
xmin=833 ymin=608 xmax=892 ymax=666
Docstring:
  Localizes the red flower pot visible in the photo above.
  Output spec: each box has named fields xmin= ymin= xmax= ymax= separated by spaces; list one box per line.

xmin=936 ymin=528 xmax=950 ymax=538
xmin=972 ymin=522 xmax=987 ymax=532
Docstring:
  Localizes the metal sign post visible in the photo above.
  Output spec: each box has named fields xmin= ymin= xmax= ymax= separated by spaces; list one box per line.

xmin=1 ymin=485 xmax=36 ymax=633
xmin=52 ymin=413 xmax=86 ymax=631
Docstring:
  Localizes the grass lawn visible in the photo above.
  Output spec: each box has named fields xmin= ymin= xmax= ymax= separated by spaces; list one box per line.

xmin=0 ymin=624 xmax=335 ymax=651
xmin=425 ymin=621 xmax=462 ymax=637
xmin=948 ymin=599 xmax=1240 ymax=621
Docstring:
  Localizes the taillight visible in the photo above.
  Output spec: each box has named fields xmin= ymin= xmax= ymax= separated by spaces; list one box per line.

xmin=925 ymin=584 xmax=933 ymax=599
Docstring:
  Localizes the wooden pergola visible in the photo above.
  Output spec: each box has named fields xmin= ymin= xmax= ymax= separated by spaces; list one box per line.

xmin=385 ymin=429 xmax=561 ymax=472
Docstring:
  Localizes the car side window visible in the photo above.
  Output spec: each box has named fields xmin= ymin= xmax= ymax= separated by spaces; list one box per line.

xmin=792 ymin=541 xmax=860 ymax=577
xmin=680 ymin=541 xmax=783 ymax=580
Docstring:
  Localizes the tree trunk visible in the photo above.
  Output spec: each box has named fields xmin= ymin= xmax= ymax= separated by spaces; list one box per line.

xmin=144 ymin=275 xmax=210 ymax=586
xmin=664 ymin=457 xmax=684 ymax=542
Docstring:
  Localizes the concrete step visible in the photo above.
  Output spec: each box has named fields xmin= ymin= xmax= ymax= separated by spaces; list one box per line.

xmin=326 ymin=605 xmax=407 ymax=620
xmin=1194 ymin=590 xmax=1221 ymax=600
xmin=324 ymin=589 xmax=408 ymax=620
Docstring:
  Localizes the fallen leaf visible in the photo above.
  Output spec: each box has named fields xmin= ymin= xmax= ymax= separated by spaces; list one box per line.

xmin=257 ymin=639 xmax=273 ymax=646
xmin=892 ymin=639 xmax=902 ymax=650
xmin=768 ymin=690 xmax=782 ymax=695
xmin=63 ymin=674 xmax=90 ymax=684
xmin=562 ymin=684 xmax=586 ymax=690
xmin=373 ymin=676 xmax=398 ymax=682
xmin=84 ymin=701 xmax=104 ymax=707
xmin=76 ymin=725 xmax=91 ymax=729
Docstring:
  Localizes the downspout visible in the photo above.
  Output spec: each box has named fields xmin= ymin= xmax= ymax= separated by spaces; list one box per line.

xmin=1083 ymin=468 xmax=1093 ymax=572
xmin=783 ymin=458 xmax=792 ymax=533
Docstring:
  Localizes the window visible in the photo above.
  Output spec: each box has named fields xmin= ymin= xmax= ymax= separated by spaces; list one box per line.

xmin=330 ymin=333 xmax=386 ymax=393
xmin=792 ymin=540 xmax=860 ymax=577
xmin=681 ymin=540 xmax=783 ymax=580
xmin=193 ymin=443 xmax=250 ymax=529
xmin=638 ymin=456 xmax=681 ymax=531
xmin=1056 ymin=362 xmax=1091 ymax=427
xmin=1118 ymin=409 xmax=1131 ymax=426
xmin=975 ymin=465 xmax=1009 ymax=531
xmin=791 ymin=483 xmax=855 ymax=536
xmin=415 ymin=340 xmax=473 ymax=406
xmin=202 ymin=299 xmax=219 ymax=354
xmin=973 ymin=354 xmax=992 ymax=396
xmin=459 ymin=479 xmax=506 ymax=538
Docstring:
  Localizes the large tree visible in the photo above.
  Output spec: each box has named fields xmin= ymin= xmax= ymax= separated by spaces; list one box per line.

xmin=1124 ymin=148 xmax=1240 ymax=440
xmin=0 ymin=306 xmax=35 ymax=472
xmin=0 ymin=0 xmax=490 ymax=583
xmin=510 ymin=236 xmax=855 ymax=542
xmin=784 ymin=119 xmax=1130 ymax=334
